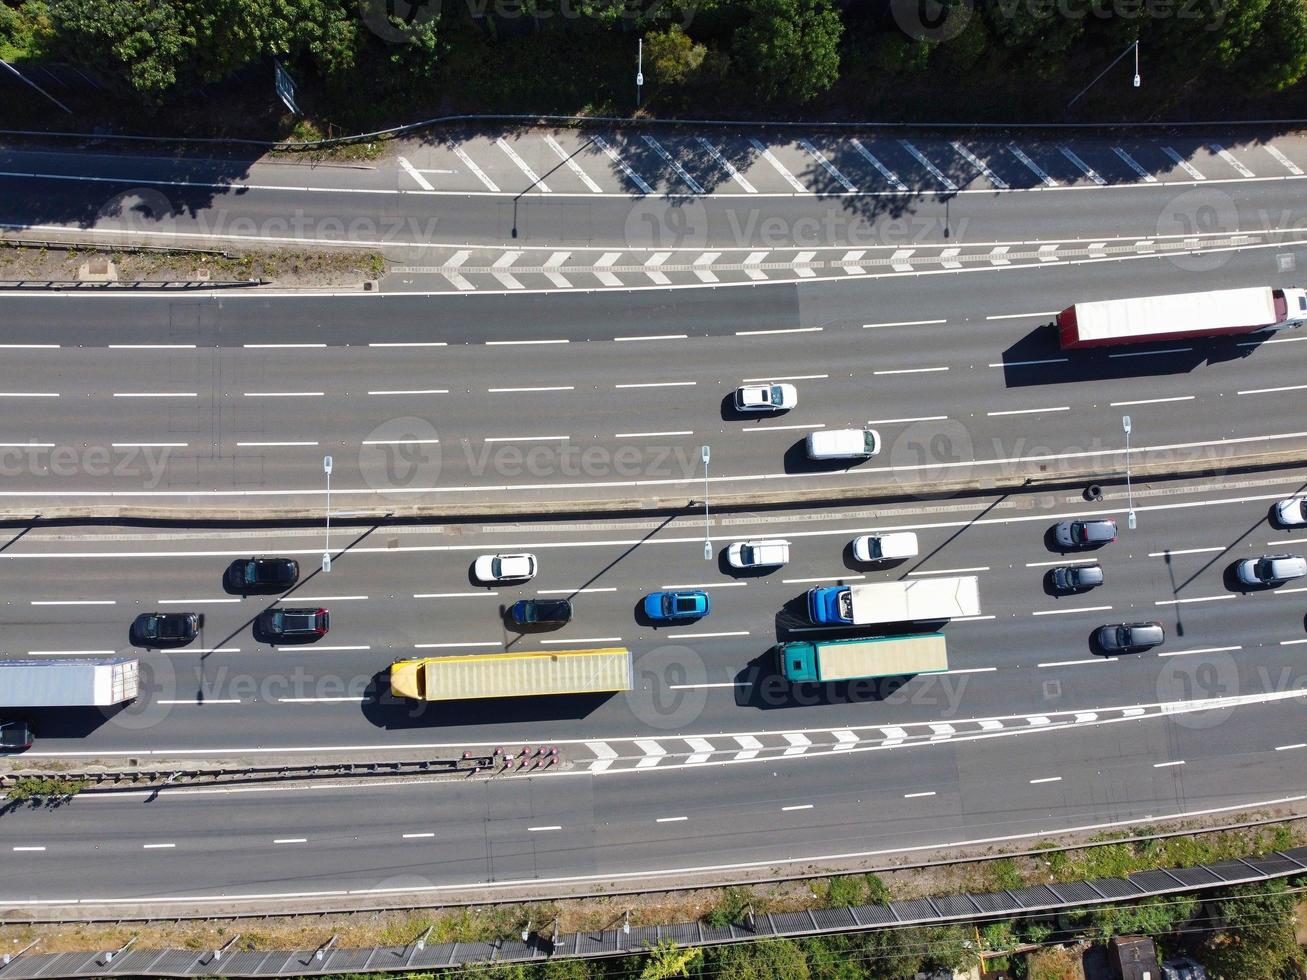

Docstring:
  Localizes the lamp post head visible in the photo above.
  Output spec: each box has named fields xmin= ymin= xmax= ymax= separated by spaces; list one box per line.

xmin=323 ymin=455 xmax=333 ymax=475
xmin=1122 ymin=415 xmax=1132 ymax=435
xmin=701 ymin=445 xmax=710 ymax=465
xmin=1133 ymin=73 xmax=1141 ymax=88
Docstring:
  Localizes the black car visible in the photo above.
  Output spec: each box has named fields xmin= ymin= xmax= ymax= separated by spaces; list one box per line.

xmin=227 ymin=557 xmax=299 ymax=594
xmin=0 ymin=720 xmax=32 ymax=751
xmin=1051 ymin=564 xmax=1104 ymax=592
xmin=257 ymin=607 xmax=329 ymax=639
xmin=1054 ymin=518 xmax=1117 ymax=549
xmin=133 ymin=611 xmax=202 ymax=648
xmin=1097 ymin=621 xmax=1166 ymax=653
xmin=510 ymin=598 xmax=573 ymax=627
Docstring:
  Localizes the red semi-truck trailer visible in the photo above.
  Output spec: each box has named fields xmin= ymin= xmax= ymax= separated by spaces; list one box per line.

xmin=1057 ymin=286 xmax=1307 ymax=349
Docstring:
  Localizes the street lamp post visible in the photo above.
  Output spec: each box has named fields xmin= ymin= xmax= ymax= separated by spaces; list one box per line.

xmin=701 ymin=445 xmax=711 ymax=560
xmin=1068 ymin=40 xmax=1140 ymax=107
xmin=636 ymin=38 xmax=644 ymax=108
xmin=322 ymin=455 xmax=333 ymax=572
xmin=1122 ymin=416 xmax=1136 ymax=530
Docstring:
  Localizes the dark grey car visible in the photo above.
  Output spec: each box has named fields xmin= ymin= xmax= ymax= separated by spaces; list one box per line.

xmin=1052 ymin=564 xmax=1104 ymax=591
xmin=1097 ymin=621 xmax=1165 ymax=652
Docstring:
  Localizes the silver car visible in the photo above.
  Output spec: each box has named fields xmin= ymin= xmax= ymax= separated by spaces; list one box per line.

xmin=1236 ymin=554 xmax=1307 ymax=586
xmin=1273 ymin=497 xmax=1307 ymax=527
xmin=733 ymin=383 xmax=797 ymax=412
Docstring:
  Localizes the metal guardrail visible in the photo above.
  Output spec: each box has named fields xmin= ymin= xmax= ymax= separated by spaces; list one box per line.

xmin=2 ymin=845 xmax=1303 ymax=978
xmin=0 ymin=238 xmax=230 ymax=257
xmin=0 ymin=279 xmax=265 ymax=290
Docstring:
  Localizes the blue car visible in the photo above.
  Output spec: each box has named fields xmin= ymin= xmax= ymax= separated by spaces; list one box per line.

xmin=643 ymin=590 xmax=710 ymax=622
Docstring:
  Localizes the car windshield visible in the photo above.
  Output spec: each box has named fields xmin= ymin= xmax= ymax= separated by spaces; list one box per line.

xmin=769 ymin=386 xmax=782 ymax=403
xmin=740 ymin=545 xmax=754 ymax=563
xmin=491 ymin=558 xmax=502 ymax=577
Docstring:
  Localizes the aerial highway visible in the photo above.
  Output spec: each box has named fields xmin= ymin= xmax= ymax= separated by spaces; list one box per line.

xmin=0 ymin=249 xmax=1305 ymax=511
xmin=0 ymin=129 xmax=1305 ymax=912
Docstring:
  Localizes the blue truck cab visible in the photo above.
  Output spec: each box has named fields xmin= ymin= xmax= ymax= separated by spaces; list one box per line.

xmin=806 ymin=586 xmax=852 ymax=625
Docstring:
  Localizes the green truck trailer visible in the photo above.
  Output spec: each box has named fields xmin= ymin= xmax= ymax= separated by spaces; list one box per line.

xmin=778 ymin=633 xmax=948 ymax=683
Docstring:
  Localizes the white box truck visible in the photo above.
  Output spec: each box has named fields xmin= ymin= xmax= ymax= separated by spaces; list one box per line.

xmin=0 ymin=658 xmax=140 ymax=707
xmin=807 ymin=576 xmax=980 ymax=626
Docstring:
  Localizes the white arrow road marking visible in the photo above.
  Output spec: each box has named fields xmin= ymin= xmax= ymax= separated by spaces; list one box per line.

xmin=1059 ymin=145 xmax=1106 ymax=185
xmin=586 ymin=740 xmax=617 ymax=773
xmin=733 ymin=735 xmax=763 ymax=760
xmin=693 ymin=252 xmax=721 ymax=283
xmin=881 ymin=726 xmax=907 ymax=746
xmin=593 ymin=252 xmax=623 ymax=287
xmin=543 ymin=252 xmax=571 ymax=288
xmin=1038 ymin=244 xmax=1059 ymax=262
xmin=635 ymin=739 xmax=666 ymax=769
xmin=1135 ymin=240 xmax=1156 ymax=253
xmin=833 ymin=730 xmax=858 ymax=751
xmin=397 ymin=156 xmax=434 ymax=191
xmin=544 ymin=134 xmax=603 ymax=192
xmin=749 ymin=138 xmax=808 ymax=192
xmin=593 ymin=136 xmax=653 ymax=194
xmin=642 ymin=135 xmax=705 ymax=194
xmin=840 ymin=250 xmax=866 ymax=275
xmin=940 ymin=247 xmax=961 ymax=269
xmin=849 ymin=138 xmax=906 ymax=191
xmin=989 ymin=246 xmax=1010 ymax=266
xmin=951 ymin=142 xmax=1008 ymax=189
xmin=697 ymin=137 xmax=756 ymax=193
xmin=685 ymin=737 xmax=715 ymax=764
xmin=1209 ymin=143 xmax=1254 ymax=177
xmin=929 ymin=723 xmax=955 ymax=740
xmin=451 ymin=146 xmax=500 ymax=192
xmin=1161 ymin=146 xmax=1205 ymax=180
xmin=1263 ymin=144 xmax=1304 ymax=175
xmin=496 ymin=137 xmax=550 ymax=191
xmin=1007 ymin=144 xmax=1057 ymax=186
xmin=899 ymin=140 xmax=958 ymax=191
xmin=441 ymin=250 xmax=474 ymax=291
xmin=742 ymin=251 xmax=768 ymax=281
xmin=1087 ymin=242 xmax=1107 ymax=258
xmin=783 ymin=733 xmax=811 ymax=756
xmin=978 ymin=720 xmax=1004 ymax=731
xmin=1112 ymin=147 xmax=1158 ymax=182
xmin=793 ymin=250 xmax=817 ymax=278
xmin=890 ymin=248 xmax=915 ymax=272
xmin=1074 ymin=713 xmax=1098 ymax=723
xmin=491 ymin=251 xmax=524 ymax=290
xmin=644 ymin=252 xmax=671 ymax=285
xmin=799 ymin=139 xmax=857 ymax=192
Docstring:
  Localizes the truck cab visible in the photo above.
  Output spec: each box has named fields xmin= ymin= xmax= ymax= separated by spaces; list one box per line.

xmin=1273 ymin=287 xmax=1307 ymax=327
xmin=806 ymin=586 xmax=852 ymax=624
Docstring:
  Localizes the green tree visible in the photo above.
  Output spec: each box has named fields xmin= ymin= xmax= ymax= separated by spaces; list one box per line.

xmin=638 ymin=939 xmax=701 ymax=979
xmin=731 ymin=0 xmax=842 ymax=102
xmin=705 ymin=939 xmax=810 ymax=980
xmin=645 ymin=24 xmax=707 ymax=84
xmin=1201 ymin=882 xmax=1304 ymax=980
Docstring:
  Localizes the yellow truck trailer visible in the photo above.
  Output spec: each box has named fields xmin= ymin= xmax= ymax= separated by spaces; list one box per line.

xmin=390 ymin=647 xmax=633 ymax=702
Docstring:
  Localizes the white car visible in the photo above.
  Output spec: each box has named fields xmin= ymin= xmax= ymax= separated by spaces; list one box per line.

xmin=726 ymin=540 xmax=791 ymax=569
xmin=733 ymin=383 xmax=797 ymax=412
xmin=852 ymin=532 xmax=919 ymax=563
xmin=474 ymin=553 xmax=537 ymax=583
xmin=1236 ymin=554 xmax=1307 ymax=586
xmin=1274 ymin=497 xmax=1307 ymax=527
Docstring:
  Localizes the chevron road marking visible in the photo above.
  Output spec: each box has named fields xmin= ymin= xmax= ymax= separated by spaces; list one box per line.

xmin=793 ymin=250 xmax=817 ymax=277
xmin=490 ymin=251 xmax=524 ymax=290
xmin=890 ymin=249 xmax=915 ymax=272
xmin=840 ymin=250 xmax=866 ymax=275
xmin=799 ymin=139 xmax=858 ymax=192
xmin=1059 ymin=145 xmax=1106 ymax=185
xmin=593 ymin=136 xmax=653 ymax=194
xmin=593 ymin=252 xmax=623 ymax=287
xmin=1007 ymin=144 xmax=1057 ymax=186
xmin=397 ymin=156 xmax=434 ymax=191
xmin=1264 ymin=143 xmax=1304 ymax=175
xmin=693 ymin=252 xmax=721 ymax=283
xmin=642 ymin=135 xmax=705 ymax=194
xmin=635 ymin=739 xmax=666 ymax=769
xmin=451 ymin=146 xmax=500 ymax=192
xmin=441 ymin=250 xmax=474 ymax=291
xmin=849 ymin=138 xmax=906 ymax=191
xmin=1209 ymin=143 xmax=1254 ymax=178
xmin=951 ymin=142 xmax=1008 ymax=189
xmin=496 ymin=138 xmax=550 ymax=191
xmin=685 ymin=738 xmax=715 ymax=765
xmin=644 ymin=252 xmax=671 ymax=285
xmin=696 ymin=137 xmax=757 ymax=193
xmin=783 ymin=733 xmax=811 ymax=756
xmin=1161 ymin=146 xmax=1206 ymax=180
xmin=940 ymin=247 xmax=961 ymax=269
xmin=544 ymin=134 xmax=603 ymax=192
xmin=749 ymin=138 xmax=808 ymax=192
xmin=743 ymin=251 xmax=768 ymax=281
xmin=899 ymin=140 xmax=957 ymax=191
xmin=1112 ymin=147 xmax=1158 ymax=182
xmin=733 ymin=735 xmax=763 ymax=760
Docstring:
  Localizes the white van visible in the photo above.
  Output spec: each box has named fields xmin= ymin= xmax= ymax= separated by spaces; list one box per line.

xmin=806 ymin=428 xmax=880 ymax=460
xmin=852 ymin=532 xmax=919 ymax=563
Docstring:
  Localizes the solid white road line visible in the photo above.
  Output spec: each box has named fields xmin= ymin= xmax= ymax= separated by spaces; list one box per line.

xmin=1155 ymin=595 xmax=1233 ymax=604
xmin=540 ymin=637 xmax=622 ymax=644
xmin=485 ymin=339 xmax=568 ymax=346
xmin=487 ymin=386 xmax=575 ymax=393
xmin=158 ymin=699 xmax=241 ymax=705
xmin=1029 ymin=776 xmax=1062 ymax=784
xmin=1110 ymin=395 xmax=1196 ymax=407
xmin=660 ymin=582 xmax=745 ymax=589
xmin=615 ymin=334 xmax=687 ymax=342
xmin=908 ymin=566 xmax=990 ymax=576
xmin=538 ymin=587 xmax=618 ymax=594
xmin=1238 ymin=383 xmax=1307 ymax=395
xmin=990 ymin=357 xmax=1068 ymax=368
xmin=11 ymin=846 xmax=45 ymax=852
xmin=666 ymin=631 xmax=749 ymax=639
xmin=1026 ymin=558 xmax=1097 ymax=568
xmin=528 ymin=825 xmax=562 ymax=832
xmin=276 ymin=645 xmax=369 ymax=652
xmin=415 ymin=641 xmax=502 ymax=649
xmin=108 ymin=343 xmax=194 ymax=349
xmin=783 ymin=574 xmax=864 ymax=584
xmin=942 ymin=667 xmax=999 ymax=675
xmin=236 ymin=441 xmax=318 ymax=447
xmin=158 ymin=597 xmax=239 ymax=604
xmin=1108 ymin=347 xmax=1192 ymax=359
xmin=403 ymin=832 xmax=436 ymax=839
xmin=741 ymin=373 xmax=829 ymax=382
xmin=615 ymin=430 xmax=693 ymax=439
xmin=873 ymin=366 xmax=948 ymax=376
xmin=0 ymin=392 xmax=57 ymax=397
xmin=986 ymin=311 xmax=1058 ymax=320
xmin=781 ymin=804 xmax=814 ymax=812
xmin=112 ymin=392 xmax=197 ymax=398
xmin=866 ymin=415 xmax=948 ymax=425
xmin=244 ymin=343 xmax=326 ymax=349
xmin=1280 ymin=639 xmax=1307 ymax=646
xmin=741 ymin=423 xmax=823 ymax=432
xmin=734 ymin=327 xmax=822 ymax=336
xmin=143 ymin=843 xmax=176 ymax=849
xmin=863 ymin=318 xmax=947 ymax=329
xmin=273 ymin=838 xmax=308 ymax=844
xmin=904 ymin=791 xmax=936 ymax=799
xmin=1031 ymin=605 xmax=1112 ymax=617
xmin=1037 ymin=657 xmax=1113 ymax=667
xmin=414 ymin=592 xmax=497 ymax=598
xmin=1153 ymin=760 xmax=1186 ymax=768
xmin=614 ymin=381 xmax=696 ymax=389
xmin=367 ymin=389 xmax=449 ymax=395
xmin=656 ymin=816 xmax=689 ymax=823
xmin=987 ymin=406 xmax=1070 ymax=416
xmin=483 ymin=435 xmax=569 ymax=442
xmin=242 ymin=391 xmax=324 ymax=397
xmin=277 ymin=696 xmax=361 ymax=703
xmin=1157 ymin=645 xmax=1243 ymax=658
xmin=27 ymin=649 xmax=116 ymax=656
xmin=112 ymin=442 xmax=188 ymax=448
xmin=361 ymin=438 xmax=440 ymax=446
xmin=668 ymin=682 xmax=750 ymax=689
xmin=367 ymin=342 xmax=448 ymax=348
xmin=31 ymin=599 xmax=114 ymax=605
xmin=1147 ymin=547 xmax=1227 ymax=557
xmin=1275 ymin=743 xmax=1307 ymax=751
